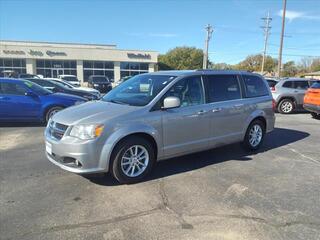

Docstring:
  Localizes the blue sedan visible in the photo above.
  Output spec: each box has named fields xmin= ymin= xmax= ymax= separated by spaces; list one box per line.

xmin=0 ymin=78 xmax=87 ymax=123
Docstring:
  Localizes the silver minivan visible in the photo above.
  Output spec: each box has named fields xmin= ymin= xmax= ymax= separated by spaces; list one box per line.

xmin=45 ymin=70 xmax=275 ymax=183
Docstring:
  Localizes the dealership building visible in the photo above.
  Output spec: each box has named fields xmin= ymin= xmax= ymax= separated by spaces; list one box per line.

xmin=0 ymin=40 xmax=158 ymax=83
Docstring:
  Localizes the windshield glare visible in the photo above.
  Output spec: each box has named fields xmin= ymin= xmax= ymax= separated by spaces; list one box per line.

xmin=102 ymin=74 xmax=176 ymax=106
xmin=23 ymin=80 xmax=52 ymax=95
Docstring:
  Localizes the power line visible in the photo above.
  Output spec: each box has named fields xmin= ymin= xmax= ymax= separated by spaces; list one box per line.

xmin=203 ymin=24 xmax=213 ymax=69
xmin=261 ymin=11 xmax=272 ymax=73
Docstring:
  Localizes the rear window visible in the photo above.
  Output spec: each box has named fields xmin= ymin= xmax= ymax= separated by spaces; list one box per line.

xmin=204 ymin=74 xmax=241 ymax=102
xmin=242 ymin=75 xmax=269 ymax=97
xmin=294 ymin=81 xmax=309 ymax=90
xmin=311 ymin=82 xmax=320 ymax=89
xmin=266 ymin=80 xmax=277 ymax=88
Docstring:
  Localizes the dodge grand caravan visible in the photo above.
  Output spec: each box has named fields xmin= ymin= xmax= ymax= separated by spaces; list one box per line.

xmin=45 ymin=70 xmax=275 ymax=183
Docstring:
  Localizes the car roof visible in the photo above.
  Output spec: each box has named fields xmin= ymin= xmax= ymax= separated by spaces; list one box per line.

xmin=146 ymin=70 xmax=262 ymax=77
xmin=281 ymin=77 xmax=316 ymax=81
xmin=0 ymin=77 xmax=27 ymax=83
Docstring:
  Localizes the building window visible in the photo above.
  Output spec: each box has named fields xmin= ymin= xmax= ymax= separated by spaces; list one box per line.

xmin=83 ymin=61 xmax=114 ymax=82
xmin=120 ymin=62 xmax=149 ymax=79
xmin=36 ymin=60 xmax=77 ymax=78
xmin=0 ymin=58 xmax=27 ymax=77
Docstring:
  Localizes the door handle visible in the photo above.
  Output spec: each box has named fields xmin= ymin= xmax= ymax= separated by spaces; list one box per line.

xmin=197 ymin=110 xmax=207 ymax=115
xmin=212 ymin=108 xmax=222 ymax=113
xmin=234 ymin=104 xmax=244 ymax=108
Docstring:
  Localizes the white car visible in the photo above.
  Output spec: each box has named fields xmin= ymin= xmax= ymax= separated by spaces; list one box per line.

xmin=45 ymin=78 xmax=101 ymax=98
xmin=58 ymin=75 xmax=81 ymax=87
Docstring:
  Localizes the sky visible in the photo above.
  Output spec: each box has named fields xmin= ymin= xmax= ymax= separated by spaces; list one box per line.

xmin=0 ymin=0 xmax=319 ymax=64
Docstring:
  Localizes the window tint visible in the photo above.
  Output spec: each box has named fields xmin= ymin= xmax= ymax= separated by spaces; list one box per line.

xmin=243 ymin=75 xmax=269 ymax=97
xmin=0 ymin=82 xmax=27 ymax=95
xmin=311 ymin=82 xmax=320 ymax=89
xmin=282 ymin=81 xmax=294 ymax=88
xmin=165 ymin=76 xmax=205 ymax=107
xmin=294 ymin=81 xmax=309 ymax=90
xmin=205 ymin=75 xmax=241 ymax=102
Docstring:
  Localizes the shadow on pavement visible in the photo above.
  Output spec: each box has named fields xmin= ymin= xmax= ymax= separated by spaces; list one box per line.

xmin=84 ymin=127 xmax=310 ymax=186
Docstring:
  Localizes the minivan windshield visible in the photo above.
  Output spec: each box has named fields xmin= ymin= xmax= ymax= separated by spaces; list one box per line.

xmin=102 ymin=74 xmax=176 ymax=106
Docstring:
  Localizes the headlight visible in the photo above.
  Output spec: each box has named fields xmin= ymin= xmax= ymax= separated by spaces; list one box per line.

xmin=69 ymin=124 xmax=104 ymax=140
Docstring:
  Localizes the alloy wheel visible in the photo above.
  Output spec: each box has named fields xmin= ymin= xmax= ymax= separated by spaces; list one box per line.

xmin=249 ymin=124 xmax=263 ymax=147
xmin=120 ymin=145 xmax=149 ymax=177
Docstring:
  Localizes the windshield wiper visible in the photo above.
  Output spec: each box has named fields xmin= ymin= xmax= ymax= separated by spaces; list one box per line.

xmin=109 ymin=99 xmax=130 ymax=105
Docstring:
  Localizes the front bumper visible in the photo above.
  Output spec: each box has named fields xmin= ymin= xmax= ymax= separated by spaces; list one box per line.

xmin=45 ymin=129 xmax=107 ymax=174
xmin=303 ymin=103 xmax=320 ymax=114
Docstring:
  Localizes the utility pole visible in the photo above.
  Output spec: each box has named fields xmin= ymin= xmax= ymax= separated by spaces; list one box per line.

xmin=203 ymin=24 xmax=213 ymax=69
xmin=261 ymin=11 xmax=272 ymax=74
xmin=277 ymin=0 xmax=287 ymax=77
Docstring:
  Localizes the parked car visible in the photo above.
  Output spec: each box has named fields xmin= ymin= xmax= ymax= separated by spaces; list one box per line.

xmin=58 ymin=75 xmax=81 ymax=87
xmin=88 ymin=75 xmax=112 ymax=93
xmin=272 ymin=78 xmax=319 ymax=114
xmin=18 ymin=73 xmax=40 ymax=79
xmin=26 ymin=78 xmax=99 ymax=101
xmin=46 ymin=78 xmax=101 ymax=99
xmin=0 ymin=78 xmax=86 ymax=123
xmin=265 ymin=78 xmax=279 ymax=91
xmin=303 ymin=81 xmax=320 ymax=119
xmin=45 ymin=70 xmax=275 ymax=183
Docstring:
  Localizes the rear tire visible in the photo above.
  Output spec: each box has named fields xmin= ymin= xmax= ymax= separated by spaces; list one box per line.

xmin=242 ymin=119 xmax=265 ymax=151
xmin=111 ymin=136 xmax=155 ymax=184
xmin=45 ymin=106 xmax=63 ymax=123
xmin=311 ymin=112 xmax=320 ymax=119
xmin=278 ymin=99 xmax=294 ymax=114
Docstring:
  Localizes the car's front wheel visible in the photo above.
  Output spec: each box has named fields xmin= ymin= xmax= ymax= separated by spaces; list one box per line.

xmin=111 ymin=136 xmax=155 ymax=184
xmin=311 ymin=112 xmax=320 ymax=119
xmin=278 ymin=99 xmax=294 ymax=114
xmin=242 ymin=119 xmax=265 ymax=151
xmin=45 ymin=106 xmax=63 ymax=123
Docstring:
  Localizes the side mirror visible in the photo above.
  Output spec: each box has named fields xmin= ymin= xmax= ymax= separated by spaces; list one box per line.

xmin=162 ymin=96 xmax=181 ymax=109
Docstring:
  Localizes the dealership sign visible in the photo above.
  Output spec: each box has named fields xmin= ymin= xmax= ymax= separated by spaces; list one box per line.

xmin=2 ymin=49 xmax=67 ymax=57
xmin=127 ymin=53 xmax=151 ymax=59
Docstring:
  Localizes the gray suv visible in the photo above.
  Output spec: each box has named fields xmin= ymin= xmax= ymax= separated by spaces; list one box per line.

xmin=272 ymin=78 xmax=319 ymax=114
xmin=45 ymin=70 xmax=275 ymax=183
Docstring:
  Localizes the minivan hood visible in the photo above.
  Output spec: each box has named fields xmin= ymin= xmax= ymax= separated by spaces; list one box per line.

xmin=52 ymin=101 xmax=139 ymax=125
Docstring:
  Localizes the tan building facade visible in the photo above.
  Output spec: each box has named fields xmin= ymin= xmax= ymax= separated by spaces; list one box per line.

xmin=0 ymin=40 xmax=158 ymax=83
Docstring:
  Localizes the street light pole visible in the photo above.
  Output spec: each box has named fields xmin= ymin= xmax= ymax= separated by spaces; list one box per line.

xmin=277 ymin=0 xmax=287 ymax=77
xmin=203 ymin=24 xmax=213 ymax=69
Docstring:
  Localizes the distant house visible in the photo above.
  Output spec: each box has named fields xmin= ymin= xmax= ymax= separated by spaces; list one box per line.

xmin=301 ymin=71 xmax=320 ymax=80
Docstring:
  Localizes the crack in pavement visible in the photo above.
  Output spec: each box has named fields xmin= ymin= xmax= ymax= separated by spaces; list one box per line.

xmin=158 ymin=179 xmax=194 ymax=229
xmin=187 ymin=213 xmax=320 ymax=228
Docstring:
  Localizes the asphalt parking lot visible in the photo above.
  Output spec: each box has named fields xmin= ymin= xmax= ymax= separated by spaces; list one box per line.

xmin=0 ymin=113 xmax=319 ymax=240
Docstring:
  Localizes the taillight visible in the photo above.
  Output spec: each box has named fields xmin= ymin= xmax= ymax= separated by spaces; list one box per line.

xmin=272 ymin=99 xmax=276 ymax=111
xmin=271 ymin=86 xmax=276 ymax=92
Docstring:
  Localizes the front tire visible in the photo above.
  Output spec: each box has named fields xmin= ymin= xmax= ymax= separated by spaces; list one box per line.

xmin=45 ymin=106 xmax=63 ymax=123
xmin=111 ymin=136 xmax=155 ymax=184
xmin=278 ymin=99 xmax=294 ymax=114
xmin=242 ymin=119 xmax=265 ymax=151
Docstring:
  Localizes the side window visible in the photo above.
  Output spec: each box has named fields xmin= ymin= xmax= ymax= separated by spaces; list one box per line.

xmin=282 ymin=81 xmax=294 ymax=88
xmin=243 ymin=75 xmax=269 ymax=97
xmin=165 ymin=76 xmax=204 ymax=107
xmin=0 ymin=82 xmax=27 ymax=95
xmin=294 ymin=81 xmax=309 ymax=90
xmin=205 ymin=74 xmax=241 ymax=102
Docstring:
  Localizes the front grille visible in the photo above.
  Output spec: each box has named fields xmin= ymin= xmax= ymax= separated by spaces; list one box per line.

xmin=49 ymin=121 xmax=68 ymax=140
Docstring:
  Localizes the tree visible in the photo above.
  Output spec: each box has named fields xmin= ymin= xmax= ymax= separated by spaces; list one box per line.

xmin=234 ymin=54 xmax=277 ymax=73
xmin=310 ymin=58 xmax=320 ymax=72
xmin=282 ymin=61 xmax=298 ymax=77
xmin=209 ymin=62 xmax=234 ymax=70
xmin=158 ymin=47 xmax=203 ymax=70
